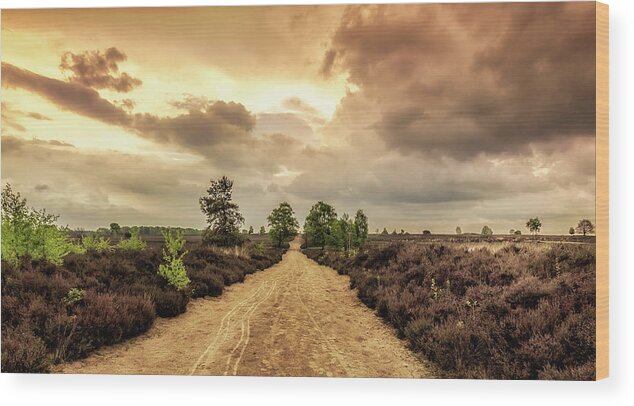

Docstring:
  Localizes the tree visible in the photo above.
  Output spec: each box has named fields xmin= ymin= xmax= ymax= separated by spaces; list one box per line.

xmin=391 ymin=229 xmax=397 ymax=235
xmin=328 ymin=213 xmax=353 ymax=251
xmin=514 ymin=230 xmax=522 ymax=236
xmin=248 ymin=225 xmax=254 ymax=234
xmin=456 ymin=226 xmax=462 ymax=235
xmin=259 ymin=226 xmax=266 ymax=235
xmin=481 ymin=225 xmax=493 ymax=236
xmin=268 ymin=202 xmax=299 ymax=248
xmin=199 ymin=176 xmax=245 ymax=246
xmin=509 ymin=229 xmax=515 ymax=235
xmin=381 ymin=228 xmax=389 ymax=235
xmin=353 ymin=209 xmax=369 ymax=248
xmin=569 ymin=227 xmax=575 ymax=235
xmin=575 ymin=219 xmax=595 ymax=236
xmin=422 ymin=230 xmax=431 ymax=235
xmin=109 ymin=222 xmax=121 ymax=235
xmin=526 ymin=217 xmax=542 ymax=235
xmin=304 ymin=201 xmax=337 ymax=248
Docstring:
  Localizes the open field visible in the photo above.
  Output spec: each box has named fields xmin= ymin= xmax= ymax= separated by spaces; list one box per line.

xmin=304 ymin=235 xmax=596 ymax=380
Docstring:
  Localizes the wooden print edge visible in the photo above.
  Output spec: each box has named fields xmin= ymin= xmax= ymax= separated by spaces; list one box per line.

xmin=595 ymin=0 xmax=609 ymax=381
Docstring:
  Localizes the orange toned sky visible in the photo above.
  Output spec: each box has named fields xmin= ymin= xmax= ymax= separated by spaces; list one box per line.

xmin=1 ymin=3 xmax=596 ymax=233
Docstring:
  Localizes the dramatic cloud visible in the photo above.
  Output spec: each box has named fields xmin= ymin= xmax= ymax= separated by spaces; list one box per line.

xmin=132 ymin=101 xmax=256 ymax=151
xmin=2 ymin=62 xmax=132 ymax=127
xmin=59 ymin=47 xmax=142 ymax=92
xmin=323 ymin=2 xmax=596 ymax=159
xmin=1 ymin=4 xmax=598 ymax=233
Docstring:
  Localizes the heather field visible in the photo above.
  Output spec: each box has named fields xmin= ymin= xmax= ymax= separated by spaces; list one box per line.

xmin=1 ymin=236 xmax=285 ymax=373
xmin=304 ymin=235 xmax=596 ymax=380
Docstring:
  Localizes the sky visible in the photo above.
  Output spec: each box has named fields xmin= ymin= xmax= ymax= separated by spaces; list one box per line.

xmin=1 ymin=3 xmax=597 ymax=234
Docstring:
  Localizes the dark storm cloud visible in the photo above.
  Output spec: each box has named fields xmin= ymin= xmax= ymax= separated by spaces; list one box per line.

xmin=323 ymin=2 xmax=596 ymax=159
xmin=2 ymin=62 xmax=132 ymax=127
xmin=59 ymin=47 xmax=142 ymax=93
xmin=132 ymin=101 xmax=256 ymax=150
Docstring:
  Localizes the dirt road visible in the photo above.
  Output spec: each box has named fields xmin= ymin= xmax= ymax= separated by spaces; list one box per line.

xmin=59 ymin=238 xmax=434 ymax=378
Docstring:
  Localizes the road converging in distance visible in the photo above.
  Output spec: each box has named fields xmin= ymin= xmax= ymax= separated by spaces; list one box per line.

xmin=59 ymin=237 xmax=434 ymax=378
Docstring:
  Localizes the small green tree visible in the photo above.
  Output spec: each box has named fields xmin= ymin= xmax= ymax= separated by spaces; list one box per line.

xmin=117 ymin=229 xmax=146 ymax=251
xmin=575 ymin=219 xmax=595 ymax=236
xmin=391 ymin=229 xmax=397 ymax=235
xmin=82 ymin=234 xmax=113 ymax=252
xmin=514 ymin=230 xmax=522 ymax=236
xmin=1 ymin=184 xmax=75 ymax=265
xmin=526 ymin=217 xmax=542 ymax=235
xmin=268 ymin=202 xmax=299 ymax=248
xmin=422 ymin=230 xmax=431 ymax=235
xmin=381 ymin=228 xmax=389 ymax=235
xmin=157 ymin=229 xmax=190 ymax=290
xmin=456 ymin=226 xmax=462 ymax=235
xmin=259 ymin=226 xmax=266 ymax=235
xmin=569 ymin=227 xmax=575 ymax=235
xmin=248 ymin=225 xmax=254 ymax=234
xmin=481 ymin=225 xmax=493 ymax=236
xmin=353 ymin=209 xmax=369 ymax=248
xmin=304 ymin=201 xmax=337 ymax=248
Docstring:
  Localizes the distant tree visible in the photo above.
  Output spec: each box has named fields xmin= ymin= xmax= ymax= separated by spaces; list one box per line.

xmin=268 ymin=202 xmax=299 ymax=248
xmin=400 ymin=229 xmax=405 ymax=234
xmin=329 ymin=213 xmax=354 ymax=251
xmin=526 ymin=217 xmax=542 ymax=235
xmin=509 ymin=229 xmax=515 ymax=235
xmin=514 ymin=230 xmax=522 ymax=236
xmin=199 ymin=176 xmax=245 ymax=247
xmin=375 ymin=228 xmax=379 ymax=234
xmin=481 ymin=225 xmax=493 ymax=236
xmin=259 ymin=226 xmax=266 ymax=235
xmin=569 ymin=227 xmax=575 ymax=235
xmin=391 ymin=229 xmax=398 ymax=235
xmin=248 ymin=225 xmax=254 ymax=234
xmin=353 ymin=209 xmax=369 ymax=248
xmin=381 ymin=228 xmax=389 ymax=235
xmin=304 ymin=201 xmax=337 ymax=248
xmin=575 ymin=219 xmax=595 ymax=236
xmin=422 ymin=230 xmax=431 ymax=235
xmin=456 ymin=226 xmax=462 ymax=235
xmin=109 ymin=223 xmax=121 ymax=235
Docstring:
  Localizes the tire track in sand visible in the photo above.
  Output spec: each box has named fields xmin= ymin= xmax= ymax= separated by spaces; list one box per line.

xmin=58 ymin=237 xmax=435 ymax=378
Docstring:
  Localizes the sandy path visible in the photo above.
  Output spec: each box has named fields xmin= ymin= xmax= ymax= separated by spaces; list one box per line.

xmin=58 ymin=238 xmax=434 ymax=378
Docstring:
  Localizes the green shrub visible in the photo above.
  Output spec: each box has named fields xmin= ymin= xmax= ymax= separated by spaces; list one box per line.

xmin=117 ymin=229 xmax=146 ymax=251
xmin=82 ymin=235 xmax=113 ymax=253
xmin=1 ymin=184 xmax=76 ymax=265
xmin=157 ymin=229 xmax=190 ymax=290
xmin=63 ymin=288 xmax=85 ymax=305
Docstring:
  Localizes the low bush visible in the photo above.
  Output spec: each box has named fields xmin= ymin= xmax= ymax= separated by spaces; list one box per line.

xmin=306 ymin=241 xmax=596 ymax=380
